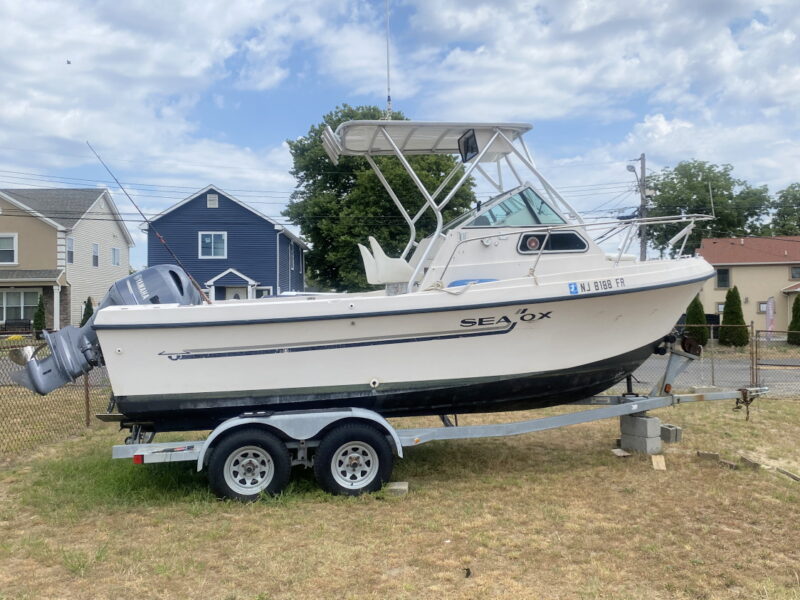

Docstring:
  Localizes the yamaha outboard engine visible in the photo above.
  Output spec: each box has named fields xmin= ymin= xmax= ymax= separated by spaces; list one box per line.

xmin=11 ymin=265 xmax=202 ymax=395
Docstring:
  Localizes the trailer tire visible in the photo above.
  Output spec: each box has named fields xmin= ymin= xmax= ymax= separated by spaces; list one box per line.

xmin=313 ymin=423 xmax=393 ymax=496
xmin=208 ymin=428 xmax=291 ymax=502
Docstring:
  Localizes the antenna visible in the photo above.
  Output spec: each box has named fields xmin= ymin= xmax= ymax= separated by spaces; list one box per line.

xmin=384 ymin=0 xmax=392 ymax=119
xmin=86 ymin=142 xmax=211 ymax=304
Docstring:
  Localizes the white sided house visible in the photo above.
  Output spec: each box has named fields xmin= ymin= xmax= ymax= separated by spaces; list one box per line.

xmin=0 ymin=188 xmax=133 ymax=330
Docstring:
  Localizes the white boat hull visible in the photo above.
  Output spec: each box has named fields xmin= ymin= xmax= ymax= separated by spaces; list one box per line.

xmin=94 ymin=258 xmax=712 ymax=430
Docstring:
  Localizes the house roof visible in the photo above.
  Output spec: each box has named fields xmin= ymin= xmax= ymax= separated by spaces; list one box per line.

xmin=0 ymin=269 xmax=63 ymax=282
xmin=697 ymin=236 xmax=800 ymax=265
xmin=0 ymin=188 xmax=134 ymax=246
xmin=782 ymin=282 xmax=800 ymax=294
xmin=149 ymin=184 xmax=308 ymax=250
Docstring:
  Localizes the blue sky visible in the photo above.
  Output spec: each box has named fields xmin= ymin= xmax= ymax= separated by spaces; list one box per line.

xmin=0 ymin=0 xmax=798 ymax=268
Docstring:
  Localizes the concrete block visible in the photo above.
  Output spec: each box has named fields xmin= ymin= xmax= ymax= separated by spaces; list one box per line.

xmin=385 ymin=481 xmax=409 ymax=496
xmin=620 ymin=434 xmax=662 ymax=454
xmin=719 ymin=459 xmax=739 ymax=470
xmin=660 ymin=424 xmax=683 ymax=443
xmin=620 ymin=415 xmax=661 ymax=438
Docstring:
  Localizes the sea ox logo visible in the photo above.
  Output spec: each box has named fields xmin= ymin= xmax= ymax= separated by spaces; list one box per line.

xmin=460 ymin=308 xmax=551 ymax=327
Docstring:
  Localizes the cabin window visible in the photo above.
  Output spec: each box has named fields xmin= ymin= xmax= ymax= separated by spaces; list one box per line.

xmin=465 ymin=188 xmax=565 ymax=228
xmin=715 ymin=268 xmax=730 ymax=288
xmin=0 ymin=289 xmax=40 ymax=322
xmin=0 ymin=234 xmax=17 ymax=264
xmin=66 ymin=237 xmax=74 ymax=264
xmin=290 ymin=243 xmax=296 ymax=270
xmin=518 ymin=232 xmax=588 ymax=254
xmin=92 ymin=243 xmax=99 ymax=267
xmin=199 ymin=232 xmax=227 ymax=258
xmin=716 ymin=303 xmax=725 ymax=313
xmin=207 ymin=193 xmax=219 ymax=208
xmin=757 ymin=301 xmax=768 ymax=314
xmin=255 ymin=286 xmax=273 ymax=298
xmin=111 ymin=247 xmax=121 ymax=266
xmin=791 ymin=266 xmax=800 ymax=280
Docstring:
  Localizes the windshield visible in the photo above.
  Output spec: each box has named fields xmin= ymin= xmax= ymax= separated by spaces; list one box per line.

xmin=465 ymin=188 xmax=565 ymax=228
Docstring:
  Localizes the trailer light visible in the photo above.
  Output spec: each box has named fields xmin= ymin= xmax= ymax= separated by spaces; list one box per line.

xmin=133 ymin=454 xmax=144 ymax=464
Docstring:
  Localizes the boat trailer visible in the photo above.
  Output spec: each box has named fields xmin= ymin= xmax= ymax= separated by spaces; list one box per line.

xmin=109 ymin=344 xmax=766 ymax=501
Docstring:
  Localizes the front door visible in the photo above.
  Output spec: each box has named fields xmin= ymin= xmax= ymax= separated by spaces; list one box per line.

xmin=225 ymin=286 xmax=248 ymax=300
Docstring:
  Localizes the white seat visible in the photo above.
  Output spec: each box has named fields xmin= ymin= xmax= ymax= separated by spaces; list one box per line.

xmin=358 ymin=237 xmax=414 ymax=285
xmin=358 ymin=243 xmax=379 ymax=285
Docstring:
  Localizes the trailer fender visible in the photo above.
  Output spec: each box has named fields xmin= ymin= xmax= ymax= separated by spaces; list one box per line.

xmin=196 ymin=408 xmax=403 ymax=471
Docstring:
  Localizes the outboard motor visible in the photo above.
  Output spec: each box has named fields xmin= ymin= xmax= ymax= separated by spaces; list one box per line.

xmin=11 ymin=265 xmax=202 ymax=395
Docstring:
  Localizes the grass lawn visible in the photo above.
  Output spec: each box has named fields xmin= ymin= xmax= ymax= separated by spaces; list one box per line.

xmin=0 ymin=398 xmax=798 ymax=599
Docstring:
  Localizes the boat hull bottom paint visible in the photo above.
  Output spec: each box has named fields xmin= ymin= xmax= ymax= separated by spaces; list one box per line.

xmin=115 ymin=340 xmax=658 ymax=432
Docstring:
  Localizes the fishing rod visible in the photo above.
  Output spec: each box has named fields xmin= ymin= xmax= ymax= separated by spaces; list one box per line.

xmin=86 ymin=141 xmax=212 ymax=304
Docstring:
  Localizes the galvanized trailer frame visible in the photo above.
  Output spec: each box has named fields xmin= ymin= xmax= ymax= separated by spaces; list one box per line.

xmin=109 ymin=345 xmax=766 ymax=499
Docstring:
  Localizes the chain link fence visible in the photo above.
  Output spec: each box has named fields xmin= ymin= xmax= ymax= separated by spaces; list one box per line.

xmin=0 ymin=335 xmax=111 ymax=456
xmin=1 ymin=325 xmax=798 ymax=457
xmin=754 ymin=330 xmax=800 ymax=396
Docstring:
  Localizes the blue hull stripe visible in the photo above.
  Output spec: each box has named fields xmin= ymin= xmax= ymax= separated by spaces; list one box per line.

xmin=162 ymin=322 xmax=517 ymax=361
xmin=94 ymin=272 xmax=712 ymax=331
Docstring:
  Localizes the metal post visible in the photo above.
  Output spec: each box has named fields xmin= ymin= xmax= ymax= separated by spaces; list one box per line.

xmin=84 ymin=373 xmax=90 ymax=427
xmin=638 ymin=153 xmax=647 ymax=261
xmin=710 ymin=339 xmax=716 ymax=386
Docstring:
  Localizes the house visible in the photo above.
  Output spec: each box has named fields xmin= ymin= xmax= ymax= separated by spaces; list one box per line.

xmin=696 ymin=236 xmax=800 ymax=330
xmin=146 ymin=185 xmax=306 ymax=299
xmin=0 ymin=188 xmax=133 ymax=330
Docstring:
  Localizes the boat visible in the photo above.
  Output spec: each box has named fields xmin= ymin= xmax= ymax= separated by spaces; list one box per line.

xmin=12 ymin=120 xmax=714 ymax=432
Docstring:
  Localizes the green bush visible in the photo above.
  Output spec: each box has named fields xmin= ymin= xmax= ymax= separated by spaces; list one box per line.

xmin=719 ymin=286 xmax=749 ymax=346
xmin=32 ymin=295 xmax=45 ymax=334
xmin=80 ymin=296 xmax=94 ymax=327
xmin=788 ymin=295 xmax=800 ymax=345
xmin=684 ymin=294 xmax=708 ymax=346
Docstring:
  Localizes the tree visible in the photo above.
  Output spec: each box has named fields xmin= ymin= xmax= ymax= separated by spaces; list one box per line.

xmin=283 ymin=105 xmax=476 ymax=291
xmin=718 ymin=286 xmax=749 ymax=346
xmin=788 ymin=295 xmax=800 ymax=346
xmin=80 ymin=297 xmax=94 ymax=327
xmin=32 ymin=295 xmax=45 ymax=337
xmin=767 ymin=183 xmax=800 ymax=236
xmin=647 ymin=161 xmax=770 ymax=256
xmin=684 ymin=294 xmax=708 ymax=346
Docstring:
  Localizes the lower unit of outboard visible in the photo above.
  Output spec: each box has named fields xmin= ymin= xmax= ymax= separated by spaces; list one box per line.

xmin=12 ymin=265 xmax=202 ymax=395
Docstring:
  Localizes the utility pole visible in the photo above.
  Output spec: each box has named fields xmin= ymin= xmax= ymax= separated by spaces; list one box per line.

xmin=628 ymin=153 xmax=648 ymax=261
xmin=638 ymin=153 xmax=647 ymax=261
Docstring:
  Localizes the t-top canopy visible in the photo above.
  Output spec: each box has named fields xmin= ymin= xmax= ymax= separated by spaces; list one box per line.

xmin=322 ymin=120 xmax=533 ymax=165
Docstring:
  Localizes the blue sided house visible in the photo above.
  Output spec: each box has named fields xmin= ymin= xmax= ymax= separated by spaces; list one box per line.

xmin=146 ymin=185 xmax=307 ymax=300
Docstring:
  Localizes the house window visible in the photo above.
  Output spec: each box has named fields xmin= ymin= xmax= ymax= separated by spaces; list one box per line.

xmin=92 ymin=243 xmax=99 ymax=267
xmin=199 ymin=232 xmax=227 ymax=258
xmin=791 ymin=266 xmax=800 ymax=280
xmin=716 ymin=303 xmax=725 ymax=313
xmin=290 ymin=243 xmax=296 ymax=271
xmin=757 ymin=301 xmax=768 ymax=314
xmin=255 ymin=286 xmax=273 ymax=298
xmin=715 ymin=268 xmax=730 ymax=288
xmin=0 ymin=289 xmax=40 ymax=322
xmin=0 ymin=233 xmax=18 ymax=264
xmin=111 ymin=247 xmax=121 ymax=266
xmin=66 ymin=237 xmax=74 ymax=264
xmin=207 ymin=194 xmax=219 ymax=208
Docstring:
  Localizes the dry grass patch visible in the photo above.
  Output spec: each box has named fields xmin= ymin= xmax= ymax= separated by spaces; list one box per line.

xmin=0 ymin=398 xmax=798 ymax=599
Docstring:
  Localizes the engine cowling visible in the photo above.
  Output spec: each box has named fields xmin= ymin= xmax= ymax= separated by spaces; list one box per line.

xmin=12 ymin=265 xmax=202 ymax=395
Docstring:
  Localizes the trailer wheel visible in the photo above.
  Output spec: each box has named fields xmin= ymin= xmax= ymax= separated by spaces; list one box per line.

xmin=313 ymin=423 xmax=393 ymax=496
xmin=208 ymin=429 xmax=291 ymax=502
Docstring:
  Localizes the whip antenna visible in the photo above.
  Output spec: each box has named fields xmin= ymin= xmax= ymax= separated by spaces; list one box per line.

xmin=384 ymin=0 xmax=392 ymax=119
xmin=86 ymin=141 xmax=211 ymax=303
